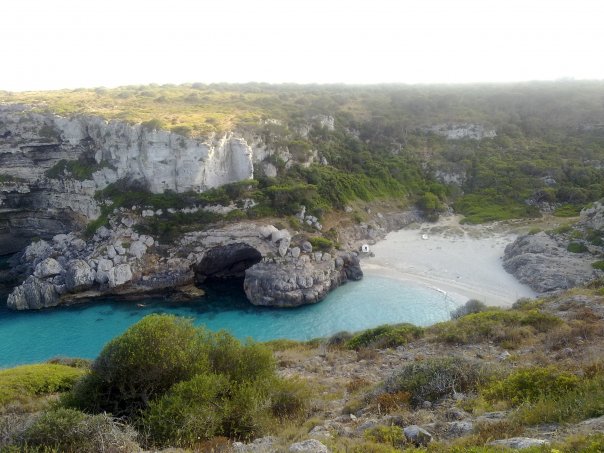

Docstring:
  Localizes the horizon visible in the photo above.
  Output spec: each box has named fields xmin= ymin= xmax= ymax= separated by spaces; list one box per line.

xmin=3 ymin=0 xmax=603 ymax=92
xmin=3 ymin=78 xmax=604 ymax=94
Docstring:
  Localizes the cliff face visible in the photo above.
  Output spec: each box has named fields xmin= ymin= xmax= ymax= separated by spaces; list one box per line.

xmin=0 ymin=105 xmax=257 ymax=254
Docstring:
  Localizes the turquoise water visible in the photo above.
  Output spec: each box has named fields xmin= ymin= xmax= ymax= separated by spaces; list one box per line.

xmin=0 ymin=274 xmax=463 ymax=368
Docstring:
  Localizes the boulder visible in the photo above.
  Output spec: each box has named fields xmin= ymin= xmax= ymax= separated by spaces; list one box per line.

xmin=33 ymin=258 xmax=63 ymax=279
xmin=95 ymin=258 xmax=114 ymax=284
xmin=302 ymin=241 xmax=313 ymax=253
xmin=278 ymin=238 xmax=290 ymax=257
xmin=64 ymin=259 xmax=95 ymax=292
xmin=259 ymin=225 xmax=278 ymax=239
xmin=108 ymin=264 xmax=133 ymax=288
xmin=128 ymin=241 xmax=147 ymax=259
xmin=7 ymin=276 xmax=60 ymax=310
xmin=244 ymin=252 xmax=362 ymax=307
xmin=23 ymin=240 xmax=53 ymax=264
xmin=291 ymin=247 xmax=301 ymax=258
xmin=288 ymin=439 xmax=330 ymax=453
xmin=488 ymin=437 xmax=549 ymax=449
xmin=403 ymin=425 xmax=432 ymax=446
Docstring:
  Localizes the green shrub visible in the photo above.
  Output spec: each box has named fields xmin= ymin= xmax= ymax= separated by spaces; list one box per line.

xmin=554 ymin=204 xmax=582 ymax=217
xmin=269 ymin=377 xmax=311 ymax=420
xmin=430 ymin=309 xmax=561 ymax=346
xmin=142 ymin=373 xmax=232 ymax=446
xmin=514 ymin=373 xmax=604 ymax=425
xmin=592 ymin=260 xmax=604 ymax=271
xmin=0 ymin=364 xmax=86 ymax=406
xmin=202 ymin=331 xmax=275 ymax=384
xmin=141 ymin=118 xmax=164 ymax=131
xmin=308 ymin=236 xmax=334 ymax=252
xmin=482 ymin=367 xmax=580 ymax=406
xmin=364 ymin=425 xmax=405 ymax=446
xmin=21 ymin=408 xmax=138 ymax=452
xmin=568 ymin=242 xmax=589 ymax=253
xmin=347 ymin=324 xmax=424 ymax=350
xmin=382 ymin=357 xmax=486 ymax=406
xmin=66 ymin=315 xmax=209 ymax=416
xmin=450 ymin=299 xmax=488 ymax=319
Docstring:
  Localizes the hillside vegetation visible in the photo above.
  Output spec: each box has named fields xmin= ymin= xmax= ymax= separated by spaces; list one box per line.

xmin=3 ymin=82 xmax=604 ymax=226
xmin=1 ymin=281 xmax=603 ymax=452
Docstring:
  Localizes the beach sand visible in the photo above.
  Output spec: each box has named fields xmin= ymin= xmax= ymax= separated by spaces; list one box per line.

xmin=362 ymin=216 xmax=536 ymax=307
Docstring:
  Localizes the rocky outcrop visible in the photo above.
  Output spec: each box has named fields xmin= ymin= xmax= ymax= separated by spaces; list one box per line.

xmin=7 ymin=216 xmax=363 ymax=310
xmin=504 ymin=201 xmax=604 ymax=293
xmin=503 ymin=232 xmax=598 ymax=293
xmin=0 ymin=105 xmax=258 ymax=254
xmin=422 ymin=123 xmax=496 ymax=140
xmin=244 ymin=252 xmax=362 ymax=307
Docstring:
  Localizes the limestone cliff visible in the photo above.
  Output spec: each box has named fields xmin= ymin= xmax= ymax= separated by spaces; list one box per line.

xmin=0 ymin=105 xmax=257 ymax=254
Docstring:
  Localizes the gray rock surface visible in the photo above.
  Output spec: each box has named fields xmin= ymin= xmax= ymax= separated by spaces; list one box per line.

xmin=108 ymin=264 xmax=133 ymax=288
xmin=33 ymin=258 xmax=63 ymax=278
xmin=244 ymin=252 xmax=362 ymax=307
xmin=488 ymin=437 xmax=549 ymax=449
xmin=288 ymin=439 xmax=330 ymax=453
xmin=64 ymin=259 xmax=95 ymax=292
xmin=503 ymin=232 xmax=599 ymax=293
xmin=7 ymin=276 xmax=60 ymax=310
xmin=403 ymin=425 xmax=433 ymax=446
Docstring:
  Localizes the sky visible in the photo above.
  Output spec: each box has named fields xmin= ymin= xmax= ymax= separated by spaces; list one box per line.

xmin=2 ymin=0 xmax=603 ymax=91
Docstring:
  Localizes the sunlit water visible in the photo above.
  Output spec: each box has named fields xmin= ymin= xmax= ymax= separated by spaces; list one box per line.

xmin=0 ymin=260 xmax=464 ymax=368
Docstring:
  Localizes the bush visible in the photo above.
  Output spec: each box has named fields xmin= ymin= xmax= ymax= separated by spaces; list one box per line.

xmin=592 ymin=260 xmax=604 ymax=271
xmin=430 ymin=309 xmax=561 ymax=346
xmin=308 ymin=236 xmax=334 ymax=252
xmin=142 ymin=373 xmax=232 ymax=446
xmin=364 ymin=425 xmax=405 ymax=446
xmin=202 ymin=331 xmax=275 ymax=384
xmin=347 ymin=324 xmax=424 ymax=350
xmin=21 ymin=408 xmax=138 ymax=452
xmin=450 ymin=299 xmax=488 ymax=319
xmin=482 ymin=367 xmax=580 ymax=406
xmin=0 ymin=365 xmax=86 ymax=407
xmin=66 ymin=315 xmax=209 ymax=416
xmin=568 ymin=241 xmax=589 ymax=253
xmin=382 ymin=357 xmax=486 ymax=406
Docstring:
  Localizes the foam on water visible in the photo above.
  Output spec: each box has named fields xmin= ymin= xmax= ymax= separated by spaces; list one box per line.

xmin=0 ymin=274 xmax=464 ymax=368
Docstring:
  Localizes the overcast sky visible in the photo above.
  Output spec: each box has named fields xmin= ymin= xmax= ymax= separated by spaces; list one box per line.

xmin=2 ymin=0 xmax=603 ymax=91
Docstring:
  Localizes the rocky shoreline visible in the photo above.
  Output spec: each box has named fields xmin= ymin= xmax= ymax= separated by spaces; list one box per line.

xmin=503 ymin=202 xmax=604 ymax=293
xmin=5 ymin=214 xmax=363 ymax=310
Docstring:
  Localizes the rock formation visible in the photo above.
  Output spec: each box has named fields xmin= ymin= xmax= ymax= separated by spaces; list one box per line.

xmin=503 ymin=202 xmax=604 ymax=293
xmin=0 ymin=105 xmax=257 ymax=254
xmin=7 ymin=217 xmax=363 ymax=310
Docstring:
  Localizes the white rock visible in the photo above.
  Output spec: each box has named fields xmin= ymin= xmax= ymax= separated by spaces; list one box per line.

xmin=95 ymin=258 xmax=114 ymax=284
xmin=106 ymin=245 xmax=117 ymax=259
xmin=290 ymin=247 xmax=301 ymax=258
xmin=108 ymin=264 xmax=133 ymax=288
xmin=289 ymin=439 xmax=330 ymax=453
xmin=64 ymin=259 xmax=95 ymax=292
xmin=128 ymin=241 xmax=147 ymax=259
xmin=259 ymin=225 xmax=278 ymax=239
xmin=33 ymin=258 xmax=63 ymax=279
xmin=489 ymin=438 xmax=549 ymax=449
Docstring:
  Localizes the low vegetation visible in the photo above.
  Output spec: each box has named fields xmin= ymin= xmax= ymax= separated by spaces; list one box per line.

xmin=2 ymin=283 xmax=604 ymax=451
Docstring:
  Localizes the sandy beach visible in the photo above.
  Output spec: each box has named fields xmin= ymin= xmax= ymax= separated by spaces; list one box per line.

xmin=362 ymin=216 xmax=536 ymax=307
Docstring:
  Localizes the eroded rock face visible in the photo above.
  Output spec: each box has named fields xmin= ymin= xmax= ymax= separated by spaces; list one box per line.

xmin=503 ymin=232 xmax=597 ymax=293
xmin=64 ymin=259 xmax=95 ymax=292
xmin=244 ymin=252 xmax=362 ymax=307
xmin=194 ymin=243 xmax=262 ymax=280
xmin=0 ymin=105 xmax=257 ymax=254
xmin=7 ymin=276 xmax=59 ymax=310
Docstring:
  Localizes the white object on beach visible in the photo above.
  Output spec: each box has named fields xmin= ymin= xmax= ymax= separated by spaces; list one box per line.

xmin=421 ymin=234 xmax=429 ymax=240
xmin=361 ymin=244 xmax=370 ymax=253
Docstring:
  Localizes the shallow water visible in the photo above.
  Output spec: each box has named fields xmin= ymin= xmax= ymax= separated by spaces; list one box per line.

xmin=0 ymin=275 xmax=464 ymax=368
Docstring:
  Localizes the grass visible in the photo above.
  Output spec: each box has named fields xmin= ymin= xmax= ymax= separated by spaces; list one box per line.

xmin=347 ymin=324 xmax=424 ymax=350
xmin=0 ymin=364 xmax=86 ymax=407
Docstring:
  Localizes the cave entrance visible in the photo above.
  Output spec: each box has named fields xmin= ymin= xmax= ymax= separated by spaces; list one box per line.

xmin=193 ymin=243 xmax=262 ymax=284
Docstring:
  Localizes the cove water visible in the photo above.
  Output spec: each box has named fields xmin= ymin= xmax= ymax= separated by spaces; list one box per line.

xmin=0 ymin=271 xmax=463 ymax=368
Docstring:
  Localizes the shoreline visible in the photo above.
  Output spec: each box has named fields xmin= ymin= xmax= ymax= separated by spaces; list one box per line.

xmin=361 ymin=215 xmax=536 ymax=307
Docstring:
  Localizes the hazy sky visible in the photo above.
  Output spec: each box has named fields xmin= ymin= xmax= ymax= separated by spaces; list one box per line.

xmin=3 ymin=0 xmax=603 ymax=91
